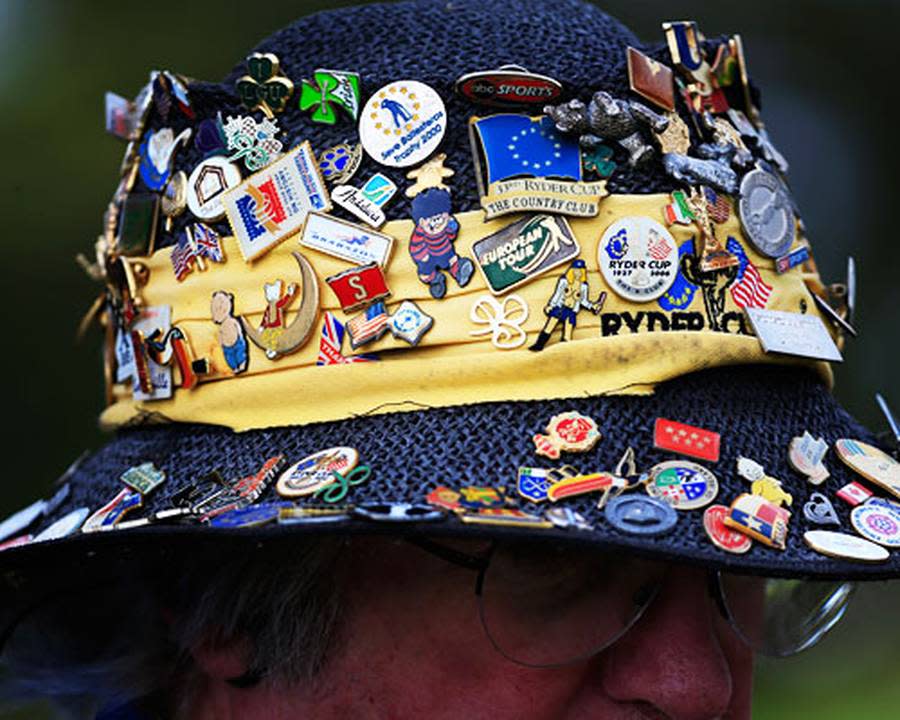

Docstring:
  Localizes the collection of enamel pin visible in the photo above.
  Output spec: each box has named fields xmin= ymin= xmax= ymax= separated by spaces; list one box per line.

xmin=3 ymin=20 xmax=899 ymax=564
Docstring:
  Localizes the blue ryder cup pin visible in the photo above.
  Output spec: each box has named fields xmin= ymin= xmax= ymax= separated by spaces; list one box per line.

xmin=605 ymin=495 xmax=677 ymax=537
xmin=598 ymin=217 xmax=679 ymax=303
xmin=359 ymin=80 xmax=447 ymax=168
xmin=517 ymin=467 xmax=552 ymax=503
xmin=209 ymin=503 xmax=287 ymax=529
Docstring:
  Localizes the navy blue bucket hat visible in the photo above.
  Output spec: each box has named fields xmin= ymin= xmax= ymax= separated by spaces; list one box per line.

xmin=1 ymin=0 xmax=898 ymax=611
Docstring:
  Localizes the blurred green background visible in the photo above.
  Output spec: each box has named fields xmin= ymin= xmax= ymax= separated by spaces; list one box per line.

xmin=0 ymin=0 xmax=898 ymax=717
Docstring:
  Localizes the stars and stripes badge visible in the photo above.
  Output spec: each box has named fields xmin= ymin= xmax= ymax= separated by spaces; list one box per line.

xmin=346 ymin=301 xmax=389 ymax=349
xmin=727 ymin=237 xmax=772 ymax=310
xmin=704 ymin=186 xmax=731 ymax=224
xmin=317 ymin=312 xmax=379 ymax=366
xmin=169 ymin=223 xmax=225 ymax=281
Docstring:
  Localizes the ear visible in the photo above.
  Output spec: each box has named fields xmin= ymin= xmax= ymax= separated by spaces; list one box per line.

xmin=190 ymin=634 xmax=253 ymax=682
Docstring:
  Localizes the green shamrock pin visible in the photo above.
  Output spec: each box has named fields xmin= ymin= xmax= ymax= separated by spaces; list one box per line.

xmin=299 ymin=69 xmax=361 ymax=125
xmin=236 ymin=53 xmax=294 ymax=118
xmin=582 ymin=144 xmax=617 ymax=179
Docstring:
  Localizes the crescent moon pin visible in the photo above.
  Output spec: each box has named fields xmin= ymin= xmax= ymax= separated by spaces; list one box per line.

xmin=241 ymin=251 xmax=320 ymax=360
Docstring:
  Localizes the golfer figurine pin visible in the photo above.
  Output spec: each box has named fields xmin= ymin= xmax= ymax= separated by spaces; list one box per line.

xmin=529 ymin=260 xmax=605 ymax=351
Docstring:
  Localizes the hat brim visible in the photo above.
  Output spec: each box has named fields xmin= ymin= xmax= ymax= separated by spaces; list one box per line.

xmin=2 ymin=365 xmax=898 ymax=586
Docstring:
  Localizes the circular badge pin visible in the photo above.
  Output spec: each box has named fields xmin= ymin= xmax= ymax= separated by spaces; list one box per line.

xmin=186 ymin=156 xmax=242 ymax=221
xmin=33 ymin=507 xmax=90 ymax=543
xmin=645 ymin=460 xmax=719 ymax=511
xmin=851 ymin=499 xmax=900 ymax=548
xmin=209 ymin=503 xmax=286 ymax=529
xmin=738 ymin=168 xmax=796 ymax=258
xmin=0 ymin=499 xmax=47 ymax=544
xmin=597 ymin=217 xmax=679 ymax=302
xmin=703 ymin=504 xmax=752 ymax=554
xmin=803 ymin=529 xmax=889 ymax=564
xmin=359 ymin=81 xmax=447 ymax=168
xmin=605 ymin=495 xmax=677 ymax=537
xmin=276 ymin=447 xmax=359 ymax=498
xmin=834 ymin=438 xmax=900 ymax=500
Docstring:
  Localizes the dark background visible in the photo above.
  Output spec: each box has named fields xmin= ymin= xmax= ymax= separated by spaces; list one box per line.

xmin=0 ymin=0 xmax=898 ymax=717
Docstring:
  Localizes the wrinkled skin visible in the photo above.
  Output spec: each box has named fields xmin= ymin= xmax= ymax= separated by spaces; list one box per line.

xmin=189 ymin=539 xmax=753 ymax=719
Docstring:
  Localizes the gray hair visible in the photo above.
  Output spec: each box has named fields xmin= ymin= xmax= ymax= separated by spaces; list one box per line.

xmin=0 ymin=536 xmax=346 ymax=718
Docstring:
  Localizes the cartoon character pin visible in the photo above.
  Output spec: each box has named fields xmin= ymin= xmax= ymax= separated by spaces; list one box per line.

xmin=529 ymin=260 xmax=605 ymax=351
xmin=736 ymin=457 xmax=793 ymax=508
xmin=406 ymin=156 xmax=474 ymax=299
xmin=211 ymin=291 xmax=249 ymax=374
xmin=240 ymin=252 xmax=320 ymax=361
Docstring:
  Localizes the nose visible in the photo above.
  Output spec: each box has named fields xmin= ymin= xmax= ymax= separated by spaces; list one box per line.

xmin=598 ymin=566 xmax=739 ymax=720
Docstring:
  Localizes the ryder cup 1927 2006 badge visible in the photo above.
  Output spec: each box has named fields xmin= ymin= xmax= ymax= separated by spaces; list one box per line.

xmin=358 ymin=80 xmax=447 ymax=168
xmin=598 ymin=217 xmax=679 ymax=303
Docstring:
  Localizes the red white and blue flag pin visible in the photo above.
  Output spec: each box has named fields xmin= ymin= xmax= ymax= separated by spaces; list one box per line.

xmin=317 ymin=312 xmax=379 ymax=366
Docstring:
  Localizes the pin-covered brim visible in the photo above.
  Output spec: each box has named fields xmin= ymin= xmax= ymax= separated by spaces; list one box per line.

xmin=1 ymin=364 xmax=897 ymax=590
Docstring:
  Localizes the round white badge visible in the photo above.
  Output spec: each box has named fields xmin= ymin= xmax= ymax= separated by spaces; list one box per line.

xmin=851 ymin=498 xmax=900 ymax=548
xmin=803 ymin=529 xmax=890 ymax=563
xmin=597 ymin=216 xmax=679 ymax=302
xmin=276 ymin=447 xmax=359 ymax=498
xmin=187 ymin=156 xmax=242 ymax=221
xmin=359 ymin=81 xmax=447 ymax=168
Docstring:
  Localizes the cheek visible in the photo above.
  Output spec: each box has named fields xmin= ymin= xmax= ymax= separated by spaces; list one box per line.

xmin=313 ymin=547 xmax=584 ymax=719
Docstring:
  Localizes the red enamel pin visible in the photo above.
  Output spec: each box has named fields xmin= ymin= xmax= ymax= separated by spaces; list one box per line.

xmin=325 ymin=262 xmax=391 ymax=312
xmin=653 ymin=418 xmax=720 ymax=463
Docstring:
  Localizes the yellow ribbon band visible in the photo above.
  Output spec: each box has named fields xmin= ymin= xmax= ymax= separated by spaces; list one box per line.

xmin=101 ymin=192 xmax=832 ymax=432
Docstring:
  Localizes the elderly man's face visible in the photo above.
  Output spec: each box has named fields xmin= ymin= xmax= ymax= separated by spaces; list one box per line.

xmin=190 ymin=538 xmax=754 ymax=719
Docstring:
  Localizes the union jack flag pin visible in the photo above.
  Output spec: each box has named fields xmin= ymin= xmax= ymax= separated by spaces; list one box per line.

xmin=317 ymin=312 xmax=379 ymax=366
